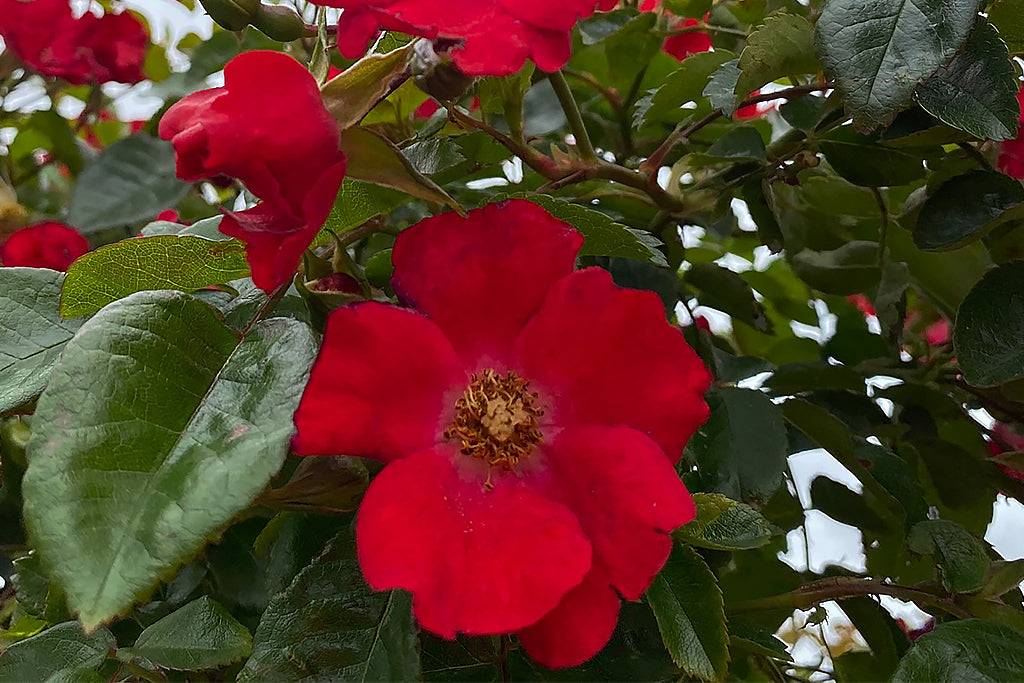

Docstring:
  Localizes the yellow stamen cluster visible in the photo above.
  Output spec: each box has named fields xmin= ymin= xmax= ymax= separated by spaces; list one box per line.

xmin=444 ymin=369 xmax=544 ymax=485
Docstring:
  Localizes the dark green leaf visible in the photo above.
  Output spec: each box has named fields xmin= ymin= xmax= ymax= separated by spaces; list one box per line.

xmin=979 ymin=559 xmax=1024 ymax=599
xmin=646 ymin=51 xmax=738 ymax=123
xmin=685 ymin=263 xmax=771 ymax=332
xmin=647 ymin=544 xmax=728 ymax=682
xmin=913 ymin=171 xmax=1024 ymax=251
xmin=914 ymin=20 xmax=1020 ymax=141
xmin=59 ymin=236 xmax=251 ymax=318
xmin=403 ymin=138 xmax=466 ymax=175
xmin=810 ymin=476 xmax=891 ymax=535
xmin=576 ymin=9 xmax=637 ymax=45
xmin=676 ymin=493 xmax=777 ymax=550
xmin=0 ymin=622 xmax=114 ymax=682
xmin=239 ymin=528 xmax=420 ymax=682
xmin=67 ymin=134 xmax=188 ymax=232
xmin=23 ymin=292 xmax=317 ymax=629
xmin=704 ymin=127 xmax=766 ymax=161
xmin=909 ymin=520 xmax=990 ymax=593
xmin=0 ymin=268 xmax=83 ymax=415
xmin=690 ymin=387 xmax=788 ymax=502
xmin=320 ymin=44 xmax=414 ymax=129
xmin=790 ymin=241 xmax=880 ymax=295
xmin=836 ymin=597 xmax=908 ymax=681
xmin=314 ymin=180 xmax=406 ymax=248
xmin=735 ymin=14 xmax=819 ymax=101
xmin=955 ymin=261 xmax=1024 ymax=386
xmin=820 ymin=128 xmax=928 ymax=187
xmin=893 ymin=619 xmax=1024 ymax=682
xmin=814 ymin=0 xmax=984 ymax=129
xmin=988 ymin=0 xmax=1024 ymax=53
xmin=129 ymin=596 xmax=252 ymax=670
xmin=741 ymin=178 xmax=784 ymax=253
xmin=703 ymin=59 xmax=741 ymax=116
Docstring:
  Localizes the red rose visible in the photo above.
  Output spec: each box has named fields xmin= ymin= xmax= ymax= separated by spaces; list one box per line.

xmin=292 ymin=200 xmax=710 ymax=667
xmin=310 ymin=0 xmax=618 ymax=76
xmin=0 ymin=0 xmax=147 ymax=85
xmin=158 ymin=51 xmax=346 ymax=293
xmin=998 ymin=84 xmax=1024 ymax=179
xmin=1 ymin=222 xmax=88 ymax=271
xmin=639 ymin=0 xmax=712 ymax=60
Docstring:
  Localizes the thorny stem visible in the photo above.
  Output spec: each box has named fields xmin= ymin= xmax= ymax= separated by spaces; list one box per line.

xmin=241 ymin=281 xmax=290 ymax=336
xmin=666 ymin=22 xmax=750 ymax=37
xmin=726 ymin=577 xmax=973 ymax=619
xmin=548 ymin=70 xmax=599 ymax=163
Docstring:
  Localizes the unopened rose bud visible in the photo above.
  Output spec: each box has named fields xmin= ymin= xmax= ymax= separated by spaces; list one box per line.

xmin=411 ymin=39 xmax=475 ymax=102
xmin=251 ymin=4 xmax=314 ymax=41
xmin=199 ymin=0 xmax=259 ymax=31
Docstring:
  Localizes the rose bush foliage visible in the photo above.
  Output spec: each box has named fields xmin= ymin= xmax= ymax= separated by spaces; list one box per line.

xmin=2 ymin=0 xmax=1024 ymax=680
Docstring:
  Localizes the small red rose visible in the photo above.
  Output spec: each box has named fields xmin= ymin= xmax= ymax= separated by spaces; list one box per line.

xmin=310 ymin=0 xmax=618 ymax=76
xmin=292 ymin=199 xmax=710 ymax=667
xmin=1 ymin=222 xmax=88 ymax=271
xmin=998 ymin=84 xmax=1024 ymax=179
xmin=0 ymin=0 xmax=147 ymax=85
xmin=158 ymin=50 xmax=346 ymax=292
xmin=639 ymin=0 xmax=712 ymax=60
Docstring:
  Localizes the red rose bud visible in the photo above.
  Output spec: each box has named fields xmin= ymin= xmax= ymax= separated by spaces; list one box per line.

xmin=311 ymin=0 xmax=619 ymax=76
xmin=309 ymin=272 xmax=361 ymax=294
xmin=250 ymin=4 xmax=314 ymax=42
xmin=159 ymin=51 xmax=346 ymax=293
xmin=410 ymin=40 xmax=475 ymax=103
xmin=1 ymin=222 xmax=88 ymax=271
xmin=0 ymin=0 xmax=147 ymax=85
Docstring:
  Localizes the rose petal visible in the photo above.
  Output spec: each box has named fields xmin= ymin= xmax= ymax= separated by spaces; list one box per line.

xmin=292 ymin=303 xmax=466 ymax=461
xmin=356 ymin=447 xmax=593 ymax=636
xmin=514 ymin=268 xmax=711 ymax=462
xmin=391 ymin=200 xmax=582 ymax=366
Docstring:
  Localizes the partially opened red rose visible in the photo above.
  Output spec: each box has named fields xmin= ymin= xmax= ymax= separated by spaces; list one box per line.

xmin=292 ymin=199 xmax=710 ymax=667
xmin=0 ymin=0 xmax=147 ymax=84
xmin=1 ymin=222 xmax=88 ymax=271
xmin=639 ymin=0 xmax=712 ymax=60
xmin=311 ymin=0 xmax=617 ymax=76
xmin=158 ymin=50 xmax=346 ymax=292
xmin=998 ymin=84 xmax=1024 ymax=179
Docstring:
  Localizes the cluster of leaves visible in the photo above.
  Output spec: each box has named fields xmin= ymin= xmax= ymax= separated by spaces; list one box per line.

xmin=3 ymin=0 xmax=1024 ymax=680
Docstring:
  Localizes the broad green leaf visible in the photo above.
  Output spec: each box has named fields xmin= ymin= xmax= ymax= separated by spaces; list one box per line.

xmin=820 ymin=128 xmax=929 ymax=187
xmin=909 ymin=520 xmax=990 ymax=593
xmin=59 ymin=235 xmax=251 ymax=318
xmin=741 ymin=178 xmax=784 ymax=253
xmin=913 ymin=171 xmax=1024 ymax=251
xmin=735 ymin=14 xmax=819 ymax=101
xmin=979 ymin=559 xmax=1024 ymax=599
xmin=791 ymin=241 xmax=880 ymax=295
xmin=954 ymin=261 xmax=1024 ymax=386
xmin=915 ymin=20 xmax=1020 ymax=141
xmin=704 ymin=127 xmax=766 ymax=161
xmin=313 ymin=179 xmax=406 ymax=248
xmin=0 ymin=622 xmax=114 ymax=682
xmin=129 ymin=596 xmax=252 ymax=670
xmin=988 ymin=0 xmax=1024 ymax=53
xmin=684 ymin=263 xmax=771 ymax=332
xmin=340 ymin=126 xmax=460 ymax=210
xmin=646 ymin=51 xmax=738 ymax=123
xmin=728 ymin=618 xmax=791 ymax=662
xmin=23 ymin=292 xmax=317 ymax=629
xmin=239 ymin=528 xmax=420 ymax=682
xmin=0 ymin=269 xmax=83 ymax=415
xmin=647 ymin=544 xmax=728 ymax=682
xmin=893 ymin=619 xmax=1024 ymax=682
xmin=703 ymin=59 xmax=741 ymax=116
xmin=811 ymin=476 xmax=891 ymax=535
xmin=689 ymin=387 xmax=788 ymax=502
xmin=321 ymin=44 xmax=414 ymax=129
xmin=676 ymin=493 xmax=776 ymax=550
xmin=497 ymin=194 xmax=668 ymax=266
xmin=814 ymin=0 xmax=984 ymax=129
xmin=67 ymin=134 xmax=188 ymax=232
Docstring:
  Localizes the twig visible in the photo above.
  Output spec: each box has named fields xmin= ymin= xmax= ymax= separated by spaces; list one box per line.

xmin=548 ymin=70 xmax=599 ymax=163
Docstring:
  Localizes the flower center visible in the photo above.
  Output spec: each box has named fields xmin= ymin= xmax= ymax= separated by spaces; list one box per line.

xmin=444 ymin=369 xmax=544 ymax=482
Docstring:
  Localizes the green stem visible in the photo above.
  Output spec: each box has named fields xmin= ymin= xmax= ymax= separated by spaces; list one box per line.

xmin=241 ymin=281 xmax=290 ymax=336
xmin=549 ymin=70 xmax=599 ymax=163
xmin=872 ymin=187 xmax=888 ymax=268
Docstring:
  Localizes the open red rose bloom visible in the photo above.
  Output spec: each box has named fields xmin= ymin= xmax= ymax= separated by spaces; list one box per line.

xmin=1 ymin=222 xmax=88 ymax=271
xmin=292 ymin=200 xmax=710 ymax=667
xmin=313 ymin=0 xmax=617 ymax=75
xmin=158 ymin=50 xmax=346 ymax=292
xmin=0 ymin=0 xmax=147 ymax=85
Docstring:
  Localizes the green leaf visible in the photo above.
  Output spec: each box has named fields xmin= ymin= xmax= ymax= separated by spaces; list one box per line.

xmin=67 ymin=134 xmax=189 ymax=232
xmin=59 ymin=235 xmax=251 ymax=318
xmin=810 ymin=476 xmax=891 ymax=535
xmin=704 ymin=127 xmax=766 ymax=161
xmin=893 ymin=619 xmax=1024 ymax=682
xmin=814 ymin=0 xmax=984 ymax=129
xmin=819 ymin=128 xmax=929 ymax=187
xmin=497 ymin=194 xmax=668 ymax=266
xmin=685 ymin=263 xmax=771 ymax=332
xmin=690 ymin=387 xmax=788 ymax=502
xmin=703 ymin=59 xmax=741 ymax=116
xmin=22 ymin=292 xmax=317 ymax=629
xmin=914 ymin=20 xmax=1020 ymax=141
xmin=314 ymin=179 xmax=406 ymax=248
xmin=954 ymin=261 xmax=1024 ymax=387
xmin=676 ymin=493 xmax=777 ymax=551
xmin=129 ymin=596 xmax=252 ymax=670
xmin=741 ymin=178 xmax=784 ymax=253
xmin=735 ymin=14 xmax=819 ymax=101
xmin=979 ymin=559 xmax=1024 ymax=599
xmin=913 ymin=171 xmax=1024 ymax=251
xmin=647 ymin=544 xmax=729 ymax=682
xmin=646 ymin=51 xmax=738 ymax=123
xmin=321 ymin=44 xmax=414 ymax=129
xmin=0 ymin=268 xmax=83 ymax=415
xmin=728 ymin=618 xmax=791 ymax=662
xmin=791 ymin=241 xmax=880 ymax=295
xmin=0 ymin=622 xmax=115 ymax=682
xmin=909 ymin=520 xmax=990 ymax=593
xmin=239 ymin=528 xmax=420 ymax=682
xmin=988 ymin=0 xmax=1024 ymax=53
xmin=837 ymin=597 xmax=908 ymax=681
